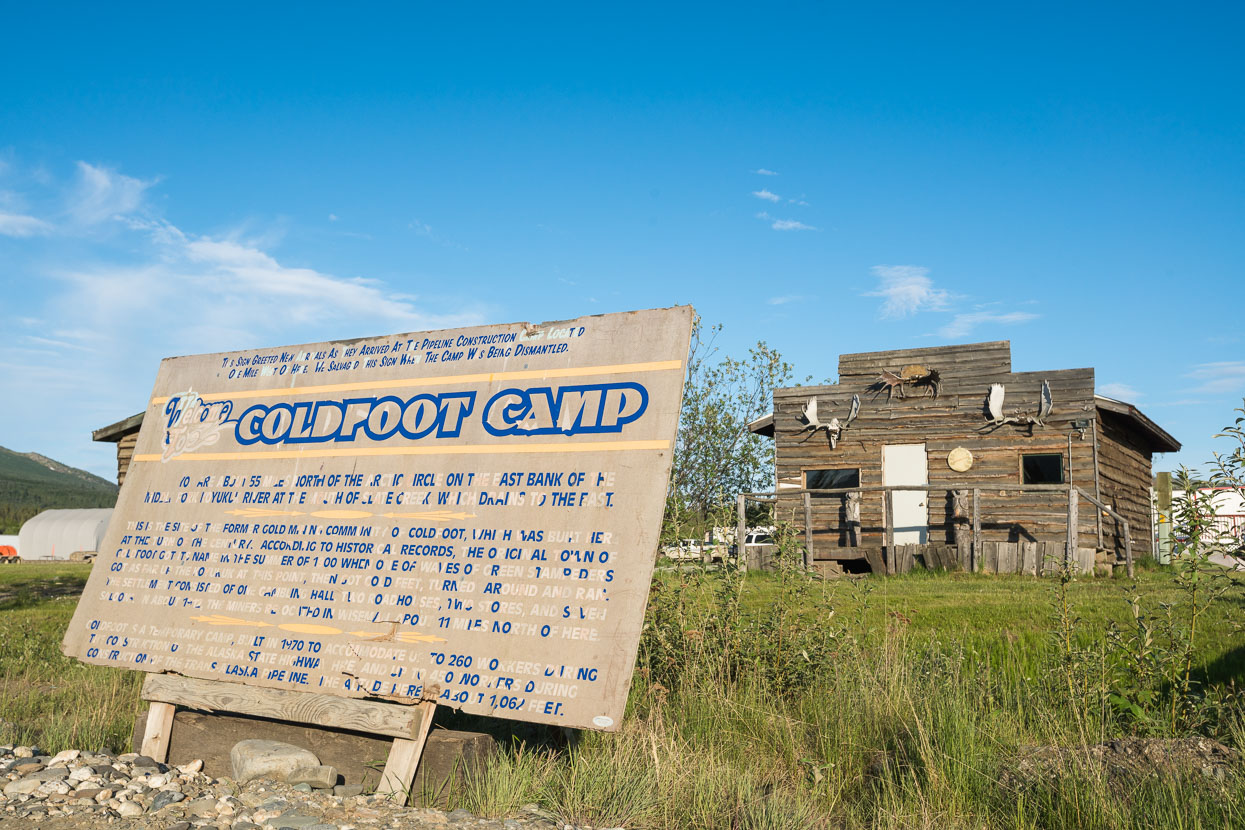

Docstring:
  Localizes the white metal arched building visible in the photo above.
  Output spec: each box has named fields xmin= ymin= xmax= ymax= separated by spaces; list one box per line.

xmin=17 ymin=509 xmax=114 ymax=561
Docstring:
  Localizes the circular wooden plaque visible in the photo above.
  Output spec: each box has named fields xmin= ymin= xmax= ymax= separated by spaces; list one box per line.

xmin=947 ymin=447 xmax=974 ymax=472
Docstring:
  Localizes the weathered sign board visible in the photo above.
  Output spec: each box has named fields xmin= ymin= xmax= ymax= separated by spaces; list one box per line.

xmin=64 ymin=306 xmax=693 ymax=731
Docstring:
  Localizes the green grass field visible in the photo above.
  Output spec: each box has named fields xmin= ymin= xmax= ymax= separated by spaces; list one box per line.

xmin=3 ymin=560 xmax=1243 ymax=828
xmin=0 ymin=563 xmax=141 ymax=752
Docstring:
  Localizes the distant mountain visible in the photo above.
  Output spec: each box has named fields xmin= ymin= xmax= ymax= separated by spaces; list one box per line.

xmin=0 ymin=446 xmax=118 ymax=534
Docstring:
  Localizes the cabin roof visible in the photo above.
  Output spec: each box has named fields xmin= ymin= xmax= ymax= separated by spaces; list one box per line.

xmin=92 ymin=412 xmax=144 ymax=443
xmin=1095 ymin=395 xmax=1181 ymax=453
xmin=747 ymin=412 xmax=774 ymax=438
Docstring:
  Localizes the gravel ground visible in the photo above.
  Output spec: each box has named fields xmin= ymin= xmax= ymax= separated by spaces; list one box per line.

xmin=0 ymin=746 xmax=610 ymax=830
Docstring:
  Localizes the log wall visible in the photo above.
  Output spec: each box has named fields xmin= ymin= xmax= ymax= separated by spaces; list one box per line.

xmin=117 ymin=433 xmax=138 ymax=487
xmin=1097 ymin=409 xmax=1156 ymax=556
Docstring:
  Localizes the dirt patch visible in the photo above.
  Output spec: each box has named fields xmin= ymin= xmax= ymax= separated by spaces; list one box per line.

xmin=1004 ymin=737 xmax=1240 ymax=788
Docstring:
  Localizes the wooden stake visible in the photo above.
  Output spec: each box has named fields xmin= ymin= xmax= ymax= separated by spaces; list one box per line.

xmin=378 ymin=700 xmax=437 ymax=804
xmin=140 ymin=701 xmax=176 ymax=761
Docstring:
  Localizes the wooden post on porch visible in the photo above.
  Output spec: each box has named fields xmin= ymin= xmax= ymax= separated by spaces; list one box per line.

xmin=1066 ymin=487 xmax=1079 ymax=567
xmin=971 ymin=488 xmax=981 ymax=572
xmin=802 ymin=492 xmax=814 ymax=571
xmin=1122 ymin=519 xmax=1134 ymax=578
xmin=883 ymin=490 xmax=895 ymax=575
xmin=952 ymin=489 xmax=969 ymax=570
xmin=846 ymin=492 xmax=861 ymax=547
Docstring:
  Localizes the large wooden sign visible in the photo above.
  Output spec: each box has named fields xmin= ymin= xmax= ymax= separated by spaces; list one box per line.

xmin=64 ymin=307 xmax=693 ymax=731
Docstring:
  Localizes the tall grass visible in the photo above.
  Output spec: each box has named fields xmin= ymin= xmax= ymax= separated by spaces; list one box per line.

xmin=3 ymin=559 xmax=1244 ymax=828
xmin=444 ymin=544 xmax=1245 ymax=829
xmin=0 ymin=580 xmax=142 ymax=752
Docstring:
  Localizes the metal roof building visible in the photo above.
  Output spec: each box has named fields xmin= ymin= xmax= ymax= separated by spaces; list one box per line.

xmin=17 ymin=508 xmax=114 ymax=561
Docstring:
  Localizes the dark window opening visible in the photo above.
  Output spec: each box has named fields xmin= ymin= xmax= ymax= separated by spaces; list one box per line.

xmin=805 ymin=468 xmax=861 ymax=489
xmin=1022 ymin=454 xmax=1064 ymax=485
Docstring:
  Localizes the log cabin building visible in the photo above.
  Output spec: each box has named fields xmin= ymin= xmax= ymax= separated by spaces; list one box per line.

xmin=747 ymin=341 xmax=1179 ymax=575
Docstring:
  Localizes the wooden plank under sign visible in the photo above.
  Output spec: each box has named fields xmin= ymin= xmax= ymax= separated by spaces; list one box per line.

xmin=377 ymin=700 xmax=438 ymax=802
xmin=139 ymin=702 xmax=176 ymax=761
xmin=141 ymin=674 xmax=431 ymax=740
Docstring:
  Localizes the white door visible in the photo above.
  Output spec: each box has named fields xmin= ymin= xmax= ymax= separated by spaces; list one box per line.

xmin=882 ymin=443 xmax=928 ymax=544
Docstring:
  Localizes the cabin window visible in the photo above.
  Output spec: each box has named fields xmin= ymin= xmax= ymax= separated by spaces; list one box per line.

xmin=1021 ymin=454 xmax=1064 ymax=485
xmin=804 ymin=468 xmax=861 ymax=489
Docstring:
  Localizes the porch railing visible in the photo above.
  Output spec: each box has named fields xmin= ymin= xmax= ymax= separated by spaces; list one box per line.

xmin=737 ymin=483 xmax=1134 ymax=578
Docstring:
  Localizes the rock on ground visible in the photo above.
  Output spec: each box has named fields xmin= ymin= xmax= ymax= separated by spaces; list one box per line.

xmin=231 ymin=741 xmax=322 ymax=784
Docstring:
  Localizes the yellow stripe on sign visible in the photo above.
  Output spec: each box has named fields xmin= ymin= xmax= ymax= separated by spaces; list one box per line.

xmin=132 ymin=439 xmax=670 ymax=462
xmin=149 ymin=359 xmax=684 ymax=405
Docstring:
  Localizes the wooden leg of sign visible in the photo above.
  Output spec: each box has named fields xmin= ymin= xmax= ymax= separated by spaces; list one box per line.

xmin=377 ymin=700 xmax=437 ymax=804
xmin=140 ymin=701 xmax=177 ymax=761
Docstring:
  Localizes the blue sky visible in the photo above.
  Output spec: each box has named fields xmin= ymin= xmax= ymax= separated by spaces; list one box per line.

xmin=1 ymin=2 xmax=1242 ymax=479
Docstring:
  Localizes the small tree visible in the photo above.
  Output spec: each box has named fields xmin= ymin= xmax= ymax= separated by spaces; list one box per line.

xmin=663 ymin=320 xmax=793 ymax=545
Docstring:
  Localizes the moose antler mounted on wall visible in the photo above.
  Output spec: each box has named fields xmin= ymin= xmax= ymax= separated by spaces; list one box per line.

xmin=798 ymin=394 xmax=860 ymax=448
xmin=978 ymin=379 xmax=1053 ymax=435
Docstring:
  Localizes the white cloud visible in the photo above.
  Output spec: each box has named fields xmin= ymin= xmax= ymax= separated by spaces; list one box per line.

xmin=1188 ymin=361 xmax=1245 ymax=394
xmin=938 ymin=310 xmax=1038 ymax=338
xmin=771 ymin=218 xmax=815 ymax=231
xmin=755 ymin=211 xmax=815 ymax=231
xmin=68 ymin=161 xmax=154 ymax=224
xmin=0 ymin=211 xmax=52 ymax=237
xmin=1098 ymin=382 xmax=1141 ymax=401
xmin=752 ymin=189 xmax=781 ymax=202
xmin=328 ymin=213 xmax=338 ymax=222
xmin=867 ymin=265 xmax=950 ymax=318
xmin=753 ymin=168 xmax=778 ymax=176
xmin=61 ymin=220 xmax=479 ymax=341
xmin=788 ymin=198 xmax=810 ymax=206
xmin=0 ymin=160 xmax=486 ymax=476
xmin=768 ymin=295 xmax=800 ymax=305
